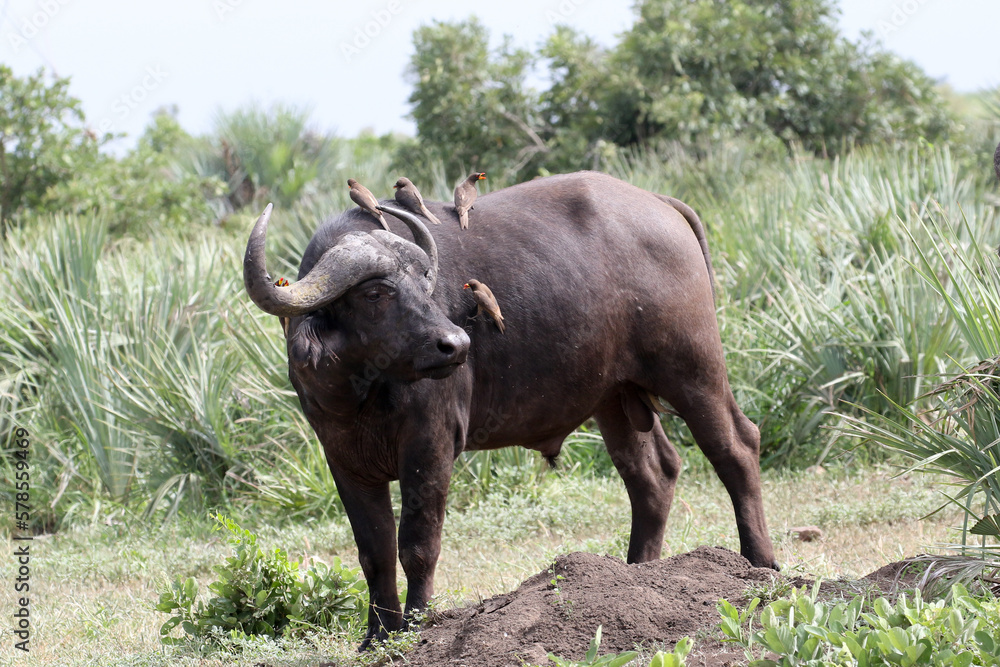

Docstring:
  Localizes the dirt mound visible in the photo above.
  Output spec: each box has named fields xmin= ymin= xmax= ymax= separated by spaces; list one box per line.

xmin=862 ymin=558 xmax=929 ymax=591
xmin=406 ymin=546 xmax=779 ymax=667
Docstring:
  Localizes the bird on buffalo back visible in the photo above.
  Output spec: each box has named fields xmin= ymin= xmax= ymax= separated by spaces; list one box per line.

xmin=464 ymin=279 xmax=504 ymax=333
xmin=454 ymin=172 xmax=486 ymax=230
xmin=393 ymin=177 xmax=442 ymax=225
xmin=348 ymin=178 xmax=389 ymax=230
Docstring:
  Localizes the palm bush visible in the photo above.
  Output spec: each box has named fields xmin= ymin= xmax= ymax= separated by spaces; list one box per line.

xmin=841 ymin=209 xmax=1000 ymax=592
xmin=696 ymin=144 xmax=985 ymax=465
xmin=0 ymin=213 xmax=340 ymax=526
xmin=179 ymin=104 xmax=340 ymax=217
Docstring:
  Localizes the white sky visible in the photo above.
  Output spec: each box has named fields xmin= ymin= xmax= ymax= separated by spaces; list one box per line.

xmin=2 ymin=0 xmax=998 ymax=151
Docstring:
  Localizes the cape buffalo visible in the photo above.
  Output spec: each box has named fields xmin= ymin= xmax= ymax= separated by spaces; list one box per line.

xmin=243 ymin=171 xmax=778 ymax=648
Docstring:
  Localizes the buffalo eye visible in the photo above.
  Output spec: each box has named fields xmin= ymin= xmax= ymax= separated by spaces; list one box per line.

xmin=361 ymin=284 xmax=395 ymax=304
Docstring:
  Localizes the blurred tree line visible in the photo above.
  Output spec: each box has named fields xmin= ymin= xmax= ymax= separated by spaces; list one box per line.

xmin=0 ymin=0 xmax=962 ymax=235
xmin=404 ymin=0 xmax=953 ymax=181
xmin=0 ymin=60 xmax=347 ymax=237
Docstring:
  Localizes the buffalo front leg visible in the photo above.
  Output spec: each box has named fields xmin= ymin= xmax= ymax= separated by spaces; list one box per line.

xmin=333 ymin=475 xmax=402 ymax=650
xmin=396 ymin=458 xmax=451 ymax=629
xmin=595 ymin=393 xmax=682 ymax=563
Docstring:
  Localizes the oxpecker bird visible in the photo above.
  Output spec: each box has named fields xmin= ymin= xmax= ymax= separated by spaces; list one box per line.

xmin=348 ymin=178 xmax=389 ymax=230
xmin=454 ymin=172 xmax=486 ymax=230
xmin=393 ymin=177 xmax=442 ymax=224
xmin=464 ymin=279 xmax=504 ymax=333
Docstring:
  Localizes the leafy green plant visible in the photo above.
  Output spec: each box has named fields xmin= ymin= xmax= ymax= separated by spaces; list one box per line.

xmin=698 ymin=143 xmax=977 ymax=466
xmin=0 ymin=203 xmax=345 ymax=524
xmin=547 ymin=571 xmax=576 ymax=617
xmin=719 ymin=583 xmax=1000 ymax=666
xmin=156 ymin=513 xmax=367 ymax=645
xmin=647 ymin=638 xmax=693 ymax=667
xmin=546 ymin=625 xmax=639 ymax=667
xmin=404 ymin=17 xmax=540 ymax=182
xmin=404 ymin=1 xmax=953 ymax=184
xmin=558 ymin=424 xmax=617 ymax=477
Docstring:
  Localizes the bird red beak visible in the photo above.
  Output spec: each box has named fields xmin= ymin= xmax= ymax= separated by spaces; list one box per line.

xmin=478 ymin=173 xmax=486 ymax=180
xmin=463 ymin=283 xmax=470 ymax=289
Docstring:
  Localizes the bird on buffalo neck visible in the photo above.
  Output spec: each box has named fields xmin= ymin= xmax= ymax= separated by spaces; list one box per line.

xmin=454 ymin=172 xmax=486 ymax=230
xmin=464 ymin=279 xmax=504 ymax=334
xmin=393 ymin=177 xmax=442 ymax=225
xmin=348 ymin=178 xmax=389 ymax=231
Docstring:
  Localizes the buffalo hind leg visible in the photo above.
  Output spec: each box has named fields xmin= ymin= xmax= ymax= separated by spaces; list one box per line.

xmin=595 ymin=394 xmax=682 ymax=563
xmin=661 ymin=380 xmax=778 ymax=570
xmin=333 ymin=476 xmax=402 ymax=650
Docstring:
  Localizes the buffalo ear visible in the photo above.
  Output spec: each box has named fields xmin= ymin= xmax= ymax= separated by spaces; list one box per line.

xmin=288 ymin=317 xmax=343 ymax=369
xmin=278 ymin=316 xmax=290 ymax=338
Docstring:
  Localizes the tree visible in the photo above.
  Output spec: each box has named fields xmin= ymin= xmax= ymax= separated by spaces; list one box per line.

xmin=404 ymin=18 xmax=543 ymax=181
xmin=0 ymin=66 xmax=101 ymax=235
xmin=404 ymin=2 xmax=953 ymax=176
xmin=593 ymin=0 xmax=952 ymax=154
xmin=538 ymin=26 xmax=619 ymax=172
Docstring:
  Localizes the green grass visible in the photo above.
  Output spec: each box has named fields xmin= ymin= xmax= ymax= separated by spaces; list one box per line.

xmin=0 ymin=464 xmax=966 ymax=666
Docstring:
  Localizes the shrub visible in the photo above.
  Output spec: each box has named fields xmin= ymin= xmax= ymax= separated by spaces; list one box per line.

xmin=156 ymin=513 xmax=367 ymax=645
xmin=37 ymin=112 xmax=224 ymax=236
xmin=719 ymin=582 xmax=1000 ymax=666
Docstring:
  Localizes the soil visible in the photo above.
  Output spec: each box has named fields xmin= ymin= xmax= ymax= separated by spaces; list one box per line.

xmin=402 ymin=547 xmax=775 ymax=667
xmin=399 ymin=546 xmax=921 ymax=667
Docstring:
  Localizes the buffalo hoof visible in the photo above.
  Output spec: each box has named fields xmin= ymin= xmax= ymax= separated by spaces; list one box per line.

xmin=743 ymin=549 xmax=781 ymax=572
xmin=357 ymin=628 xmax=389 ymax=652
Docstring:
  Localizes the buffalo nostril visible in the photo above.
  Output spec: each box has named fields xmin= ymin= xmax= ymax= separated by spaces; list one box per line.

xmin=437 ymin=331 xmax=470 ymax=362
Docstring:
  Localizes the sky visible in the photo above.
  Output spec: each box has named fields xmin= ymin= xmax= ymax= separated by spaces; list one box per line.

xmin=2 ymin=0 xmax=999 ymax=152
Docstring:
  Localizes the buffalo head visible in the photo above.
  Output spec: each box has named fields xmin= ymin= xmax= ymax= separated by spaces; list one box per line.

xmin=243 ymin=204 xmax=469 ymax=399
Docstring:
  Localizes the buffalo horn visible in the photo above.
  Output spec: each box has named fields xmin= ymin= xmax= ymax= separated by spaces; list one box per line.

xmin=243 ymin=204 xmax=397 ymax=317
xmin=378 ymin=204 xmax=439 ymax=293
